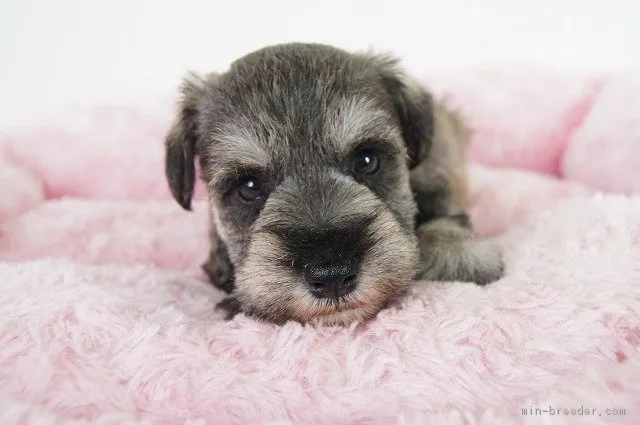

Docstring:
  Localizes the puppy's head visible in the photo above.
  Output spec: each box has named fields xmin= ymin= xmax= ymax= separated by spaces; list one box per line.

xmin=165 ymin=43 xmax=434 ymax=325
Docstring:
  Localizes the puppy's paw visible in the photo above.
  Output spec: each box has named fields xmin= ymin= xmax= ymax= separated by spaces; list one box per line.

xmin=202 ymin=250 xmax=235 ymax=294
xmin=215 ymin=296 xmax=243 ymax=320
xmin=459 ymin=237 xmax=504 ymax=285
xmin=420 ymin=237 xmax=504 ymax=286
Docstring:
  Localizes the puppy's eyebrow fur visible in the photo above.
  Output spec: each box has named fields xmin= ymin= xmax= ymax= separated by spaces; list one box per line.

xmin=326 ymin=97 xmax=403 ymax=153
xmin=203 ymin=121 xmax=271 ymax=185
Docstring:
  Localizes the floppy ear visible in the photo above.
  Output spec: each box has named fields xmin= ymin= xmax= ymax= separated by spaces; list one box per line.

xmin=164 ymin=72 xmax=212 ymax=210
xmin=372 ymin=56 xmax=435 ymax=169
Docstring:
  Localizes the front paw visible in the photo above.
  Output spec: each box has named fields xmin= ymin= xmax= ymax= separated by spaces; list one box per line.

xmin=216 ymin=296 xmax=242 ymax=320
xmin=421 ymin=237 xmax=504 ymax=286
xmin=202 ymin=246 xmax=235 ymax=293
xmin=461 ymin=237 xmax=504 ymax=285
xmin=466 ymin=239 xmax=504 ymax=285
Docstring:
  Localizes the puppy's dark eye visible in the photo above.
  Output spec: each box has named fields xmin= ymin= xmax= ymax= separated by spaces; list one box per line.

xmin=237 ymin=177 xmax=265 ymax=202
xmin=352 ymin=149 xmax=380 ymax=175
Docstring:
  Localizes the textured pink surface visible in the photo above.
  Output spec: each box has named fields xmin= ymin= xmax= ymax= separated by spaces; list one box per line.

xmin=1 ymin=70 xmax=640 ymax=424
xmin=422 ymin=68 xmax=604 ymax=176
xmin=0 ymin=99 xmax=207 ymax=202
xmin=562 ymin=71 xmax=640 ymax=194
xmin=0 ymin=155 xmax=43 ymax=223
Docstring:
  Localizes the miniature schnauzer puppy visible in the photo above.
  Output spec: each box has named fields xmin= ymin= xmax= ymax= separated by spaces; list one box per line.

xmin=164 ymin=43 xmax=504 ymax=326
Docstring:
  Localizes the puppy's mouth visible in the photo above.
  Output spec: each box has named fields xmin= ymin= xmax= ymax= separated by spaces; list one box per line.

xmin=294 ymin=255 xmax=408 ymax=324
xmin=307 ymin=273 xmax=359 ymax=300
xmin=316 ymin=291 xmax=362 ymax=310
xmin=308 ymin=283 xmax=372 ymax=314
xmin=307 ymin=301 xmax=381 ymax=327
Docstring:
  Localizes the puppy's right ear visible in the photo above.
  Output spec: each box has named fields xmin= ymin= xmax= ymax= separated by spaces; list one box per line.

xmin=165 ymin=72 xmax=212 ymax=211
xmin=362 ymin=53 xmax=435 ymax=170
xmin=382 ymin=71 xmax=434 ymax=170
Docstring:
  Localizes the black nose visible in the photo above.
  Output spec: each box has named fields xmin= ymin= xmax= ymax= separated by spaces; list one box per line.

xmin=304 ymin=260 xmax=358 ymax=298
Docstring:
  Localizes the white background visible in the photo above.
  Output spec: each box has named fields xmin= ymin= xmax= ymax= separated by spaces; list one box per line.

xmin=0 ymin=0 xmax=638 ymax=128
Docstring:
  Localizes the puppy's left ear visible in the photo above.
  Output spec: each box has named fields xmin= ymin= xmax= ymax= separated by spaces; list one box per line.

xmin=368 ymin=55 xmax=435 ymax=169
xmin=165 ymin=72 xmax=216 ymax=210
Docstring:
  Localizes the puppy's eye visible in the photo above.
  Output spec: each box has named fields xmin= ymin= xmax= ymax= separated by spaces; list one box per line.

xmin=352 ymin=149 xmax=380 ymax=175
xmin=237 ymin=177 xmax=265 ymax=202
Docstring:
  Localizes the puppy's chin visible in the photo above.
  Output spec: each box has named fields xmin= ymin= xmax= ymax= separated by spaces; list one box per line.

xmin=307 ymin=304 xmax=384 ymax=327
xmin=233 ymin=210 xmax=420 ymax=326
xmin=234 ymin=270 xmax=412 ymax=327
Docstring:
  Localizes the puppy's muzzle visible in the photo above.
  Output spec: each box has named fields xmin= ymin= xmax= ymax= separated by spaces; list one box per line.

xmin=264 ymin=214 xmax=375 ymax=299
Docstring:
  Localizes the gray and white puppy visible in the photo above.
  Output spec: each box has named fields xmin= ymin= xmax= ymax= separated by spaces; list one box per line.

xmin=165 ymin=43 xmax=504 ymax=326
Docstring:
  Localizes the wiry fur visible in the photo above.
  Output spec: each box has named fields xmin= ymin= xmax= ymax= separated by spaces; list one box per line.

xmin=411 ymin=103 xmax=504 ymax=284
xmin=164 ymin=43 xmax=504 ymax=326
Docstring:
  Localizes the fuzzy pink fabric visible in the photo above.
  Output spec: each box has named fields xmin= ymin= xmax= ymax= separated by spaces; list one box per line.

xmin=1 ymin=70 xmax=640 ymax=424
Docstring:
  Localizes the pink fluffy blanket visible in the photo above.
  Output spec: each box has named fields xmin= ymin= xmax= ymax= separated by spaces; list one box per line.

xmin=1 ymin=69 xmax=639 ymax=425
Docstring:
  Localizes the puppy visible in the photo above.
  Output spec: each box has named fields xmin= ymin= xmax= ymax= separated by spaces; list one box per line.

xmin=164 ymin=43 xmax=504 ymax=326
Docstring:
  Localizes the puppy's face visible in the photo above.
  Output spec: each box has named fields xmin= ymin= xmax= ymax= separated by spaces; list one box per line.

xmin=165 ymin=43 xmax=435 ymax=325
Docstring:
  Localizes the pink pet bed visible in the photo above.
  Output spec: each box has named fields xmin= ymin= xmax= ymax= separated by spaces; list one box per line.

xmin=1 ymin=69 xmax=639 ymax=424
